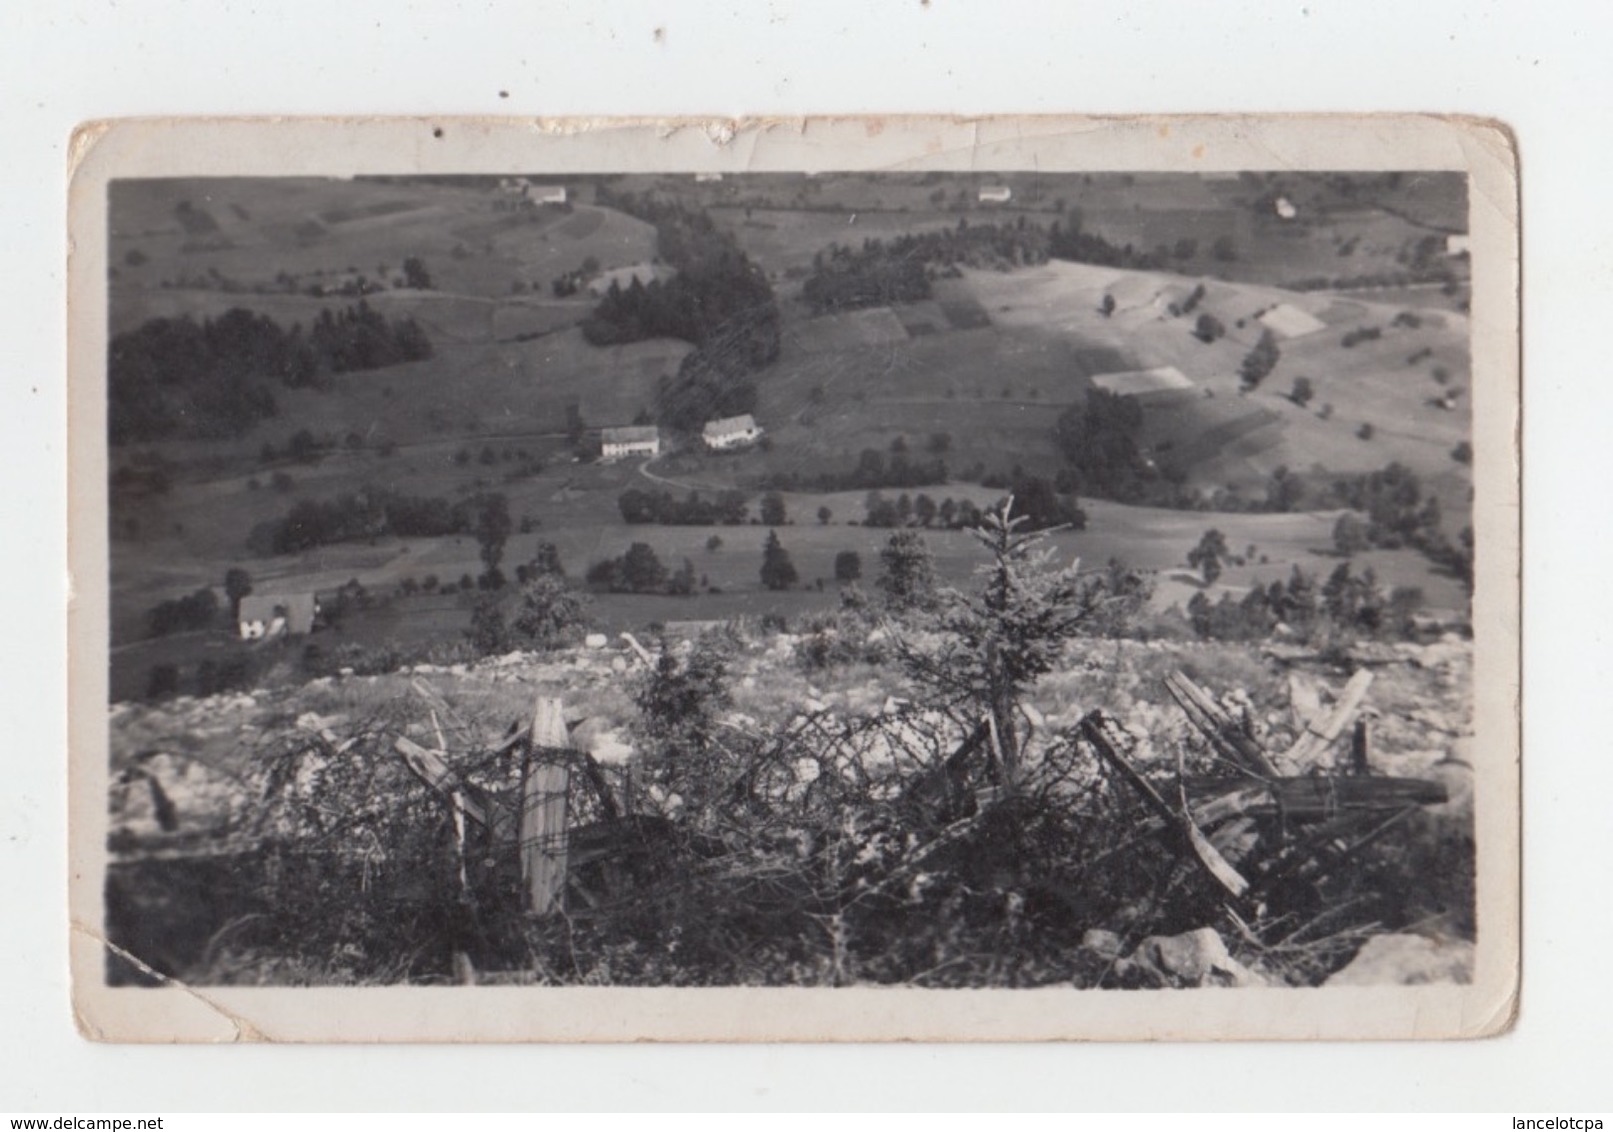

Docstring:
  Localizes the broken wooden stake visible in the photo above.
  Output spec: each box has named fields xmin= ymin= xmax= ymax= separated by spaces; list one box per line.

xmin=1283 ymin=669 xmax=1374 ymax=769
xmin=1350 ymin=717 xmax=1372 ymax=776
xmin=1164 ymin=671 xmax=1279 ymax=780
xmin=520 ymin=694 xmax=572 ymax=917
xmin=393 ymin=736 xmax=490 ymax=827
xmin=619 ymin=631 xmax=658 ymax=670
xmin=1180 ymin=774 xmax=1447 ymax=823
xmin=1078 ymin=710 xmax=1251 ymax=900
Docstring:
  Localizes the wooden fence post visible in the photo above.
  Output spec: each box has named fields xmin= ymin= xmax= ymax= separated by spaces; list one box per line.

xmin=520 ymin=694 xmax=572 ymax=916
xmin=1349 ymin=717 xmax=1373 ymax=777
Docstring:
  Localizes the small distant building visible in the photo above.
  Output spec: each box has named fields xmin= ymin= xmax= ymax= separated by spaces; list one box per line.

xmin=703 ymin=413 xmax=762 ymax=451
xmin=238 ymin=593 xmax=318 ymax=640
xmin=977 ymin=186 xmax=1013 ymax=204
xmin=1274 ymin=196 xmax=1298 ymax=220
xmin=496 ymin=179 xmax=566 ymax=205
xmin=694 ymin=173 xmax=724 ymax=183
xmin=601 ymin=425 xmax=661 ymax=459
xmin=1089 ymin=365 xmax=1196 ymax=402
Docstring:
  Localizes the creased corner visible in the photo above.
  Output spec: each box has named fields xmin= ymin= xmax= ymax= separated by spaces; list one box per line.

xmin=1466 ymin=968 xmax=1522 ymax=1039
xmin=71 ymin=919 xmax=272 ymax=1042
xmin=67 ymin=120 xmax=112 ymax=183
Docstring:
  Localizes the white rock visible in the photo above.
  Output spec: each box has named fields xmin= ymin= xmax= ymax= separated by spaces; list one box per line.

xmin=584 ymin=633 xmax=609 ymax=649
xmin=587 ymin=729 xmax=636 ymax=765
xmin=1325 ymin=935 xmax=1474 ymax=986
xmin=1080 ymin=929 xmax=1125 ymax=959
xmin=1119 ymin=928 xmax=1265 ymax=988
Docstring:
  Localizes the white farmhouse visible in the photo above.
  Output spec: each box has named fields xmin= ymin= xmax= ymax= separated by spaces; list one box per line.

xmin=238 ymin=593 xmax=318 ymax=640
xmin=703 ymin=413 xmax=762 ymax=451
xmin=977 ymin=186 xmax=1013 ymax=204
xmin=600 ymin=425 xmax=661 ymax=459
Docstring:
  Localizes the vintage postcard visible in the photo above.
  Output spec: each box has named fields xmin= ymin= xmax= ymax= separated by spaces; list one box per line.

xmin=67 ymin=115 xmax=1519 ymax=1041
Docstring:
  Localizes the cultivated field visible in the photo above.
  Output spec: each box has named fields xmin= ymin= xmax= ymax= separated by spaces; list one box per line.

xmin=107 ymin=172 xmax=1473 ymax=700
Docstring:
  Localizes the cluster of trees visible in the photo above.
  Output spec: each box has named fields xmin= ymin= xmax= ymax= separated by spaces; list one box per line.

xmin=1325 ymin=462 xmax=1443 ymax=552
xmin=1282 ymin=264 xmax=1463 ymax=295
xmin=795 ymin=217 xmax=1217 ymax=318
xmin=861 ymin=490 xmax=984 ymax=530
xmin=146 ymin=587 xmax=221 ymax=637
xmin=549 ymin=256 xmax=600 ymax=298
xmin=246 ymin=488 xmax=509 ymax=559
xmin=581 ymin=262 xmax=776 ymax=358
xmin=856 ymin=466 xmax=1089 ymax=534
xmin=1324 ymin=462 xmax=1472 ymax=588
xmin=833 ymin=549 xmax=862 ymax=583
xmin=1052 ymin=389 xmax=1151 ymax=501
xmin=616 ymin=487 xmax=750 ymax=526
xmin=987 ymin=472 xmax=1087 ymax=532
xmin=585 ymin=543 xmax=699 ymax=596
xmin=1047 ymin=219 xmax=1185 ymax=271
xmin=1193 ymin=312 xmax=1227 ymax=343
xmin=1187 ymin=528 xmax=1232 ymax=585
xmin=874 ymin=529 xmax=938 ymax=610
xmin=759 ymin=530 xmax=798 ymax=591
xmin=145 ymin=655 xmax=264 ymax=701
xmin=305 ymin=302 xmax=433 ymax=374
xmin=583 ymin=191 xmax=781 ymax=436
xmin=108 ymin=304 xmax=432 ymax=443
xmin=1239 ymin=328 xmax=1282 ymax=390
xmin=110 ymin=312 xmax=282 ymax=442
xmin=465 ymin=573 xmax=587 ymax=657
xmin=801 ymin=218 xmax=1059 ymax=315
xmin=800 ymin=240 xmax=932 ymax=314
xmin=400 ymin=257 xmax=433 ymax=290
xmin=1185 ymin=562 xmax=1424 ymax=642
xmin=1171 ymin=283 xmax=1207 ymax=318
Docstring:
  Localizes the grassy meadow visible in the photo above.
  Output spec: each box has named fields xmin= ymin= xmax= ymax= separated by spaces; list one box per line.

xmin=107 ymin=172 xmax=1473 ymax=700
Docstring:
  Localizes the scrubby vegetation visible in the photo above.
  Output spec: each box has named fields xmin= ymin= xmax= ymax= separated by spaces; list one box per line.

xmin=107 ymin=499 xmax=1474 ymax=989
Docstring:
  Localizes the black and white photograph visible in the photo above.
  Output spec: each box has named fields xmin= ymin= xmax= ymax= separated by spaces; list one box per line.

xmin=68 ymin=116 xmax=1519 ymax=1042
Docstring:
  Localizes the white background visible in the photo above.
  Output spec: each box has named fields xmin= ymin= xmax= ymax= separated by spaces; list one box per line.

xmin=3 ymin=0 xmax=1607 ymax=1111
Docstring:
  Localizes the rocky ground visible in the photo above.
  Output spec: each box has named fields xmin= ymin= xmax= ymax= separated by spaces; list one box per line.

xmin=103 ymin=630 xmax=1477 ymax=986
